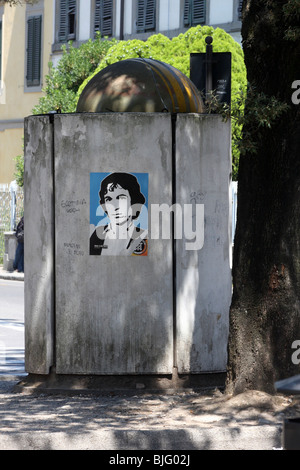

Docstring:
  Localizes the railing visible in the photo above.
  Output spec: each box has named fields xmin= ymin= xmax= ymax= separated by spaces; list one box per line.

xmin=0 ymin=183 xmax=24 ymax=265
xmin=232 ymin=181 xmax=238 ymax=244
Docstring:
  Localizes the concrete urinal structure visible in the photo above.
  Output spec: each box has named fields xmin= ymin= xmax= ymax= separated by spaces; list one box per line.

xmin=20 ymin=59 xmax=232 ymax=392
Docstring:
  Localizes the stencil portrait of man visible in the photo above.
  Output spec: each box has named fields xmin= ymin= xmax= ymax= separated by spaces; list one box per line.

xmin=90 ymin=172 xmax=148 ymax=256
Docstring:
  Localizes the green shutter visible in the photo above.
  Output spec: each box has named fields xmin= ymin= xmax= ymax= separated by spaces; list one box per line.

xmin=27 ymin=16 xmax=42 ymax=87
xmin=59 ymin=0 xmax=77 ymax=42
xmin=68 ymin=0 xmax=76 ymax=38
xmin=192 ymin=0 xmax=205 ymax=24
xmin=102 ymin=0 xmax=113 ymax=36
xmin=184 ymin=0 xmax=206 ymax=26
xmin=137 ymin=0 xmax=145 ymax=32
xmin=137 ymin=0 xmax=156 ymax=32
xmin=145 ymin=0 xmax=155 ymax=30
xmin=184 ymin=0 xmax=190 ymax=26
xmin=238 ymin=0 xmax=243 ymax=20
xmin=59 ymin=0 xmax=68 ymax=41
xmin=94 ymin=0 xmax=113 ymax=36
xmin=94 ymin=0 xmax=101 ymax=33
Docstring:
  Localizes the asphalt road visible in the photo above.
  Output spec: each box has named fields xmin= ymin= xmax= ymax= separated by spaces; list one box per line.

xmin=0 ymin=279 xmax=25 ymax=375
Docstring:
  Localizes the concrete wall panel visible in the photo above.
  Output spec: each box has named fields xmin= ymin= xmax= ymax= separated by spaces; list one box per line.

xmin=24 ymin=115 xmax=54 ymax=374
xmin=54 ymin=113 xmax=174 ymax=375
xmin=24 ymin=112 xmax=232 ymax=378
xmin=175 ymin=114 xmax=232 ymax=373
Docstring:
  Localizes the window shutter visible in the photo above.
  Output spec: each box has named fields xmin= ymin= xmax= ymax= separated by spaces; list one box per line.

xmin=68 ymin=0 xmax=76 ymax=15
xmin=192 ymin=0 xmax=205 ymax=24
xmin=59 ymin=0 xmax=68 ymax=42
xmin=32 ymin=16 xmax=42 ymax=83
xmin=102 ymin=0 xmax=113 ymax=36
xmin=184 ymin=0 xmax=206 ymax=26
xmin=59 ymin=0 xmax=76 ymax=42
xmin=27 ymin=16 xmax=42 ymax=87
xmin=95 ymin=0 xmax=113 ymax=36
xmin=68 ymin=0 xmax=76 ymax=38
xmin=145 ymin=0 xmax=155 ymax=30
xmin=238 ymin=0 xmax=243 ymax=20
xmin=137 ymin=0 xmax=146 ymax=32
xmin=184 ymin=0 xmax=190 ymax=26
xmin=94 ymin=0 xmax=101 ymax=33
xmin=137 ymin=0 xmax=155 ymax=32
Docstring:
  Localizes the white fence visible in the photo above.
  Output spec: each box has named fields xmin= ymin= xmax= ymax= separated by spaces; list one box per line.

xmin=0 ymin=183 xmax=24 ymax=264
xmin=232 ymin=181 xmax=238 ymax=244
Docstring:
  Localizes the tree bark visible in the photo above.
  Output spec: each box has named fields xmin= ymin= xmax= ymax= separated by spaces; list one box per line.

xmin=226 ymin=0 xmax=300 ymax=394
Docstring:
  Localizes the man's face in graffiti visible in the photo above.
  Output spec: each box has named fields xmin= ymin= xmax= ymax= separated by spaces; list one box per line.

xmin=103 ymin=183 xmax=132 ymax=226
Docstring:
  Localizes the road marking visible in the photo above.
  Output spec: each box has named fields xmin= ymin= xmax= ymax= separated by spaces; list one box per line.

xmin=0 ymin=348 xmax=25 ymax=375
xmin=0 ymin=280 xmax=24 ymax=286
xmin=0 ymin=322 xmax=24 ymax=331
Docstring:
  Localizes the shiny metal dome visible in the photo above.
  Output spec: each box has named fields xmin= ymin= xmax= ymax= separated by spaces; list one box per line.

xmin=76 ymin=58 xmax=204 ymax=114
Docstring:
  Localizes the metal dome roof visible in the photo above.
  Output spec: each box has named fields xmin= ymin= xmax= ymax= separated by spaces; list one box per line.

xmin=76 ymin=58 xmax=204 ymax=114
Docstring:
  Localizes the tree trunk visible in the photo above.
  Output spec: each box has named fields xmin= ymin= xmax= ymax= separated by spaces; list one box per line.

xmin=226 ymin=0 xmax=300 ymax=394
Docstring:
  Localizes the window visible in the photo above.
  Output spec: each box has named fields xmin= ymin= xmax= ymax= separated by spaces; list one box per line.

xmin=137 ymin=0 xmax=156 ymax=33
xmin=94 ymin=0 xmax=113 ymax=37
xmin=26 ymin=16 xmax=42 ymax=87
xmin=184 ymin=0 xmax=206 ymax=27
xmin=58 ymin=0 xmax=77 ymax=42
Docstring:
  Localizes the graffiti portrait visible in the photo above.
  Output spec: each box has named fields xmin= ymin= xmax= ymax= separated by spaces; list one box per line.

xmin=90 ymin=172 xmax=148 ymax=256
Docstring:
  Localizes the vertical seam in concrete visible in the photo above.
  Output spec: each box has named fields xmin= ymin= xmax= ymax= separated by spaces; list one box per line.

xmin=49 ymin=113 xmax=56 ymax=369
xmin=171 ymin=113 xmax=177 ymax=370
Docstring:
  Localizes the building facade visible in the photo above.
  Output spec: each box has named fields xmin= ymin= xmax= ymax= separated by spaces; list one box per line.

xmin=0 ymin=0 xmax=53 ymax=184
xmin=52 ymin=0 xmax=242 ymax=65
xmin=0 ymin=0 xmax=242 ymax=184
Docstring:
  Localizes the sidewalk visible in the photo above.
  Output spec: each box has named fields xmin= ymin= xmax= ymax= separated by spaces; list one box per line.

xmin=0 ymin=266 xmax=297 ymax=451
xmin=0 ymin=266 xmax=24 ymax=281
xmin=0 ymin=373 xmax=299 ymax=450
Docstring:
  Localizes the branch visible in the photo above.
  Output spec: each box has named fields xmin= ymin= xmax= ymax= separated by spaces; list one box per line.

xmin=1 ymin=0 xmax=39 ymax=5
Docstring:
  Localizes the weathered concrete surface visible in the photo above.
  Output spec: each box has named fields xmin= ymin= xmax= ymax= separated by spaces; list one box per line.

xmin=3 ymin=232 xmax=17 ymax=272
xmin=176 ymin=114 xmax=232 ymax=373
xmin=24 ymin=113 xmax=232 ymax=379
xmin=24 ymin=116 xmax=54 ymax=374
xmin=0 ymin=424 xmax=282 ymax=451
xmin=1 ymin=376 xmax=295 ymax=450
xmin=54 ymin=113 xmax=173 ymax=375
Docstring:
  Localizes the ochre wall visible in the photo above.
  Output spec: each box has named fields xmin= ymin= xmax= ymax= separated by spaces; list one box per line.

xmin=0 ymin=1 xmax=53 ymax=184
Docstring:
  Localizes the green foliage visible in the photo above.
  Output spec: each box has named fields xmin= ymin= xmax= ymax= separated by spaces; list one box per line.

xmin=77 ymin=26 xmax=247 ymax=180
xmin=32 ymin=25 xmax=247 ymax=179
xmin=233 ymin=86 xmax=290 ymax=157
xmin=13 ymin=154 xmax=24 ymax=188
xmin=32 ymin=34 xmax=116 ymax=114
xmin=78 ymin=26 xmax=246 ymax=97
xmin=283 ymin=0 xmax=300 ymax=41
xmin=3 ymin=0 xmax=38 ymax=4
xmin=212 ymin=84 xmax=289 ymax=174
